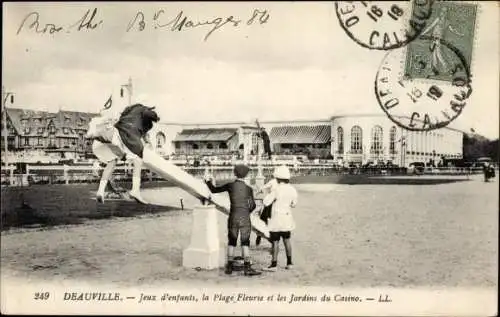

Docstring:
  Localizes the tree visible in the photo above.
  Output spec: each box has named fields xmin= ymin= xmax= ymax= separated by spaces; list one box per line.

xmin=463 ymin=133 xmax=499 ymax=162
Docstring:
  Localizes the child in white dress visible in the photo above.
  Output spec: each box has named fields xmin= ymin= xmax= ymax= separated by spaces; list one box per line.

xmin=262 ymin=165 xmax=298 ymax=271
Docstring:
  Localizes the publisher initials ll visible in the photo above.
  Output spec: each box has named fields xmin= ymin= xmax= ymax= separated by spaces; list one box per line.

xmin=378 ymin=294 xmax=392 ymax=302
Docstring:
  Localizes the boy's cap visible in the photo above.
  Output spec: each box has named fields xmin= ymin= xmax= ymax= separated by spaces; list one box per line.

xmin=234 ymin=164 xmax=250 ymax=178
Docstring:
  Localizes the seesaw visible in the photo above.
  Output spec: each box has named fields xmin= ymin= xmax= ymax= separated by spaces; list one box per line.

xmin=141 ymin=148 xmax=270 ymax=239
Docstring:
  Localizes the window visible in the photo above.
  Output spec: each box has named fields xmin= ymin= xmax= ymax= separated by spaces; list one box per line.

xmin=24 ymin=137 xmax=29 ymax=146
xmin=48 ymin=135 xmax=56 ymax=147
xmin=220 ymin=142 xmax=228 ymax=149
xmin=37 ymin=137 xmax=43 ymax=146
xmin=156 ymin=132 xmax=166 ymax=149
xmin=21 ymin=119 xmax=28 ymax=126
xmin=192 ymin=144 xmax=199 ymax=150
xmin=175 ymin=142 xmax=181 ymax=149
xmin=49 ymin=125 xmax=56 ymax=134
xmin=337 ymin=127 xmax=344 ymax=154
xmin=24 ymin=127 xmax=31 ymax=134
xmin=63 ymin=127 xmax=69 ymax=134
xmin=350 ymin=126 xmax=362 ymax=154
xmin=206 ymin=143 xmax=213 ymax=149
xmin=389 ymin=126 xmax=397 ymax=154
xmin=370 ymin=125 xmax=383 ymax=154
xmin=37 ymin=127 xmax=44 ymax=134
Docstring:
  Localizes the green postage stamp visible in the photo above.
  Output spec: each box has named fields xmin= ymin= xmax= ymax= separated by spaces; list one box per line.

xmin=404 ymin=1 xmax=478 ymax=82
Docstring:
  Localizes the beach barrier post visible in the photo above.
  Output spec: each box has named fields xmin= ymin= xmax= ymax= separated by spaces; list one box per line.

xmin=182 ymin=202 xmax=222 ymax=270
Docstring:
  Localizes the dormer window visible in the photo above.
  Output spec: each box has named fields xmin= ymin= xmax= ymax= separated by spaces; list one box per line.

xmin=63 ymin=127 xmax=69 ymax=134
xmin=24 ymin=127 xmax=31 ymax=134
xmin=49 ymin=126 xmax=56 ymax=134
xmin=37 ymin=127 xmax=44 ymax=134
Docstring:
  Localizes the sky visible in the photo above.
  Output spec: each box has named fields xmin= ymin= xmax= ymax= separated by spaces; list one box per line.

xmin=3 ymin=2 xmax=499 ymax=138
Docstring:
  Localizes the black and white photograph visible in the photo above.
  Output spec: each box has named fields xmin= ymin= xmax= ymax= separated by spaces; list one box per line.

xmin=1 ymin=1 xmax=498 ymax=315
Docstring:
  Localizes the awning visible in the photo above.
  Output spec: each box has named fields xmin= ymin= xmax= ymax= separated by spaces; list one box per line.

xmin=174 ymin=128 xmax=237 ymax=142
xmin=270 ymin=125 xmax=331 ymax=144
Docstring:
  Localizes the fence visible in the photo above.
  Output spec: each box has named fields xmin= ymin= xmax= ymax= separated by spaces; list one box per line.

xmin=0 ymin=163 xmax=489 ymax=187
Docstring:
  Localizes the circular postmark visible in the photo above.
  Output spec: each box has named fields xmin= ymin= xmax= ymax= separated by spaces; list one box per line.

xmin=375 ymin=35 xmax=473 ymax=131
xmin=336 ymin=0 xmax=434 ymax=50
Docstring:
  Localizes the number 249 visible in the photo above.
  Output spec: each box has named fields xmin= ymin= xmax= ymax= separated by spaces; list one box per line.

xmin=34 ymin=292 xmax=50 ymax=300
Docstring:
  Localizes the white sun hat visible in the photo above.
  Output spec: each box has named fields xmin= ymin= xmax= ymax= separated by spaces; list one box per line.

xmin=273 ymin=165 xmax=291 ymax=180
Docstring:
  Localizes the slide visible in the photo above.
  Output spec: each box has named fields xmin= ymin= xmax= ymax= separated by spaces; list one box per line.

xmin=142 ymin=148 xmax=270 ymax=238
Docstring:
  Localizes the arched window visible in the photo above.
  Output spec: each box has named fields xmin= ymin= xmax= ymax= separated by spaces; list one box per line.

xmin=389 ymin=126 xmax=397 ymax=154
xmin=350 ymin=126 xmax=362 ymax=154
xmin=206 ymin=143 xmax=213 ymax=149
xmin=370 ymin=125 xmax=383 ymax=154
xmin=156 ymin=132 xmax=166 ymax=149
xmin=337 ymin=127 xmax=344 ymax=154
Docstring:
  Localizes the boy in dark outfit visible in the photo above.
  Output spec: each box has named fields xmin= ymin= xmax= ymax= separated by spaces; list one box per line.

xmin=205 ymin=164 xmax=262 ymax=276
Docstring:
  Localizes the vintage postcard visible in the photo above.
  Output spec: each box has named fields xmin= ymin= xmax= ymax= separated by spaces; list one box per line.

xmin=1 ymin=1 xmax=498 ymax=316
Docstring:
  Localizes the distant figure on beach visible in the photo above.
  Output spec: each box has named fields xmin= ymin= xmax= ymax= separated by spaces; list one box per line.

xmin=259 ymin=128 xmax=272 ymax=160
xmin=483 ymin=162 xmax=495 ymax=182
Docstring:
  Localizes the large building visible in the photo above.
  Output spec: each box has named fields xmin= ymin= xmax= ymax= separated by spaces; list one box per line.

xmin=154 ymin=115 xmax=463 ymax=166
xmin=154 ymin=119 xmax=332 ymax=162
xmin=1 ymin=107 xmax=464 ymax=166
xmin=331 ymin=114 xmax=463 ymax=166
xmin=1 ymin=108 xmax=98 ymax=162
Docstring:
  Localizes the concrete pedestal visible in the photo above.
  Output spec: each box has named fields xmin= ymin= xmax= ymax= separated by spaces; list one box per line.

xmin=182 ymin=204 xmax=222 ymax=270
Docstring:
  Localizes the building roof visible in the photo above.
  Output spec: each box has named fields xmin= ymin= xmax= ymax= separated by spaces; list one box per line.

xmin=6 ymin=108 xmax=98 ymax=138
xmin=270 ymin=125 xmax=331 ymax=144
xmin=173 ymin=128 xmax=238 ymax=142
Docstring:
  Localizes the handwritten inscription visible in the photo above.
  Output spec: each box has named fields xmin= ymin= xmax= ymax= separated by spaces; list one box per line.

xmin=16 ymin=8 xmax=103 ymax=35
xmin=15 ymin=7 xmax=270 ymax=41
xmin=126 ymin=9 xmax=270 ymax=41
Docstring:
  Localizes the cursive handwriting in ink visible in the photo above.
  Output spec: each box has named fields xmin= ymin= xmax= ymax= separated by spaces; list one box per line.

xmin=246 ymin=9 xmax=270 ymax=25
xmin=151 ymin=10 xmax=241 ymax=41
xmin=68 ymin=8 xmax=103 ymax=31
xmin=16 ymin=12 xmax=63 ymax=35
xmin=126 ymin=9 xmax=271 ymax=41
xmin=126 ymin=11 xmax=146 ymax=32
xmin=16 ymin=8 xmax=103 ymax=35
xmin=169 ymin=11 xmax=241 ymax=41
